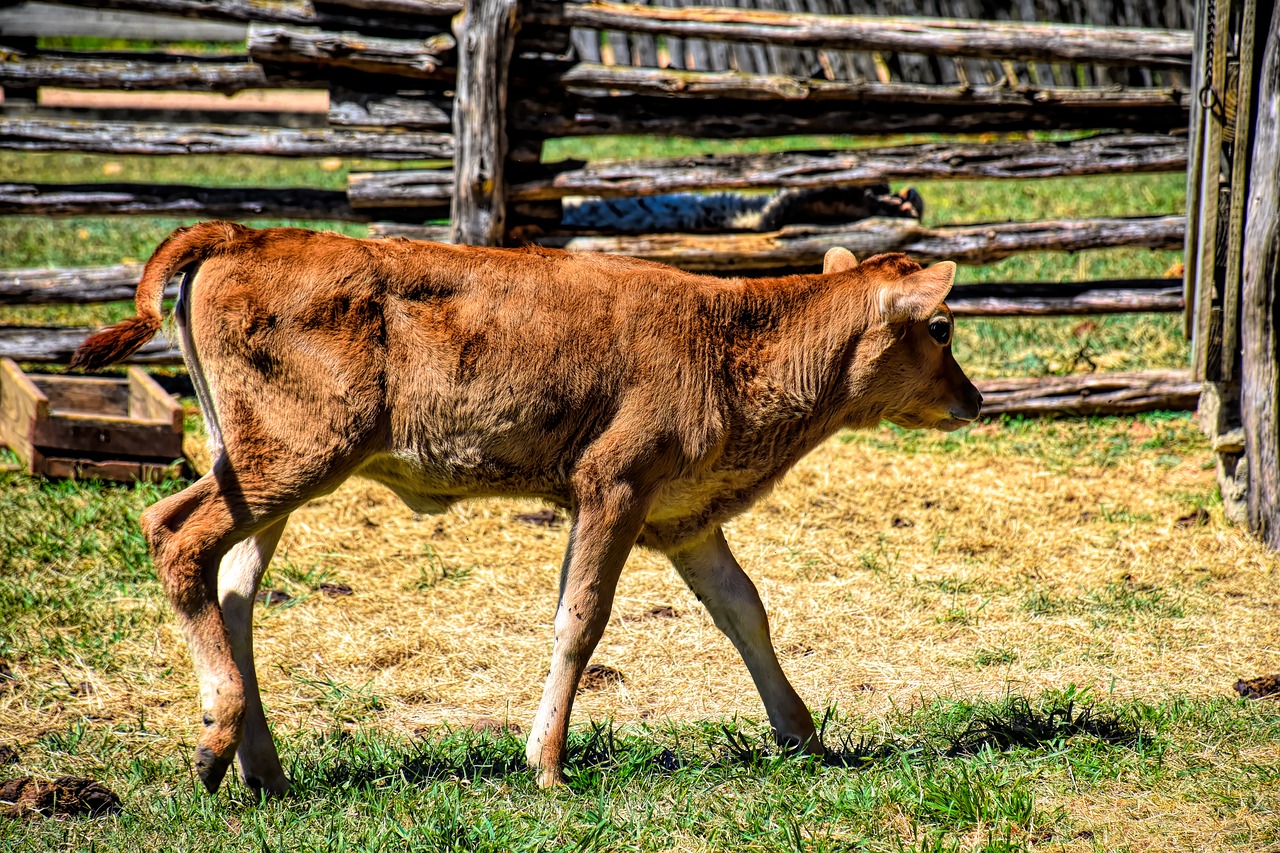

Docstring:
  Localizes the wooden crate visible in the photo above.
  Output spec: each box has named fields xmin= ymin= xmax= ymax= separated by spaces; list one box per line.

xmin=0 ymin=358 xmax=186 ymax=482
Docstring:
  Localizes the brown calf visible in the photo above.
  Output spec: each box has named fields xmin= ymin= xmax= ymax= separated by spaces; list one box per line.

xmin=73 ymin=222 xmax=981 ymax=795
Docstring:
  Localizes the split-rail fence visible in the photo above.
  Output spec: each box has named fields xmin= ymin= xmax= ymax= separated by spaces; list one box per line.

xmin=0 ymin=0 xmax=1201 ymax=421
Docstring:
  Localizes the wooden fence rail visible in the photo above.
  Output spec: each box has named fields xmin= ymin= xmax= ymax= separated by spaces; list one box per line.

xmin=525 ymin=1 xmax=1193 ymax=68
xmin=531 ymin=215 xmax=1186 ymax=271
xmin=351 ymin=134 xmax=1186 ymax=204
xmin=0 ymin=118 xmax=454 ymax=159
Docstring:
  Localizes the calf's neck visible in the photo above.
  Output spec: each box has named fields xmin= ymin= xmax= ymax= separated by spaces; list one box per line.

xmin=73 ymin=222 xmax=982 ymax=794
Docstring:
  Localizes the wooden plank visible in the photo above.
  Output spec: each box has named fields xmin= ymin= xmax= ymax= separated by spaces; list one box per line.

xmin=556 ymin=62 xmax=1194 ymax=107
xmin=328 ymin=87 xmax=453 ymax=130
xmin=0 ymin=182 xmax=447 ymax=221
xmin=0 ymin=327 xmax=182 ymax=364
xmin=127 ymin=366 xmax=184 ymax=431
xmin=32 ymin=411 xmax=184 ymax=458
xmin=366 ymin=222 xmax=453 ymax=241
xmin=1181 ymin=0 xmax=1207 ymax=339
xmin=0 ymin=2 xmax=247 ymax=40
xmin=0 ymin=357 xmax=49 ymax=474
xmin=0 ymin=50 xmax=317 ymax=94
xmin=1190 ymin=0 xmax=1230 ymax=381
xmin=975 ymin=370 xmax=1200 ymax=417
xmin=524 ymin=1 xmax=1193 ymax=69
xmin=34 ymin=0 xmax=460 ymax=28
xmin=1221 ymin=1 xmax=1259 ymax=382
xmin=450 ymin=0 xmax=521 ymax=246
xmin=246 ymin=23 xmax=456 ymax=82
xmin=0 ymin=263 xmax=148 ymax=305
xmin=502 ymin=134 xmax=1188 ymax=202
xmin=0 ymin=117 xmax=454 ymax=160
xmin=36 ymin=454 xmax=184 ymax=482
xmin=947 ymin=279 xmax=1183 ymax=316
xmin=536 ymin=215 xmax=1186 ymax=272
xmin=2 ymin=102 xmax=329 ymax=129
xmin=512 ymin=92 xmax=1191 ymax=137
xmin=1241 ymin=4 xmax=1280 ymax=548
xmin=33 ymin=374 xmax=130 ymax=416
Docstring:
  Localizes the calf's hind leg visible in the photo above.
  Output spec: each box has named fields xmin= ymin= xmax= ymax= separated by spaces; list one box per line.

xmin=142 ymin=468 xmax=323 ymax=794
xmin=218 ymin=516 xmax=290 ymax=796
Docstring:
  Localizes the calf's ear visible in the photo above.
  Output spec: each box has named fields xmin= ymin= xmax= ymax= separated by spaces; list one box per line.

xmin=823 ymin=246 xmax=858 ymax=274
xmin=878 ymin=261 xmax=956 ymax=324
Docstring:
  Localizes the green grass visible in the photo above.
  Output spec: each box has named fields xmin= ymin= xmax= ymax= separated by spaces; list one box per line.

xmin=2 ymin=686 xmax=1275 ymax=851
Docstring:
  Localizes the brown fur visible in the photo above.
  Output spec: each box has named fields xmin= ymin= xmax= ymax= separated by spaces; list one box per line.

xmin=74 ymin=221 xmax=981 ymax=795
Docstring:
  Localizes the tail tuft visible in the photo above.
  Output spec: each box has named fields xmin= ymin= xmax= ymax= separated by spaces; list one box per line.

xmin=70 ymin=314 xmax=163 ymax=371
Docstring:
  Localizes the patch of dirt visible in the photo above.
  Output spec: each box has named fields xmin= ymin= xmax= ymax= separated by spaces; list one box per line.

xmin=255 ymin=590 xmax=292 ymax=606
xmin=0 ymin=746 xmax=17 ymax=766
xmin=0 ymin=662 xmax=14 ymax=693
xmin=0 ymin=777 xmax=121 ymax=819
xmin=317 ymin=583 xmax=353 ymax=597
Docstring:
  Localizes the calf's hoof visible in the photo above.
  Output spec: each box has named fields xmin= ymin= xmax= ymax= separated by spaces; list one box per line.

xmin=534 ymin=765 xmax=567 ymax=789
xmin=194 ymin=745 xmax=234 ymax=794
xmin=241 ymin=771 xmax=291 ymax=799
xmin=777 ymin=731 xmax=825 ymax=758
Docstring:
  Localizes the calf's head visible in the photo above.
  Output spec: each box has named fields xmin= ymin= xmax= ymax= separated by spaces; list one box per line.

xmin=825 ymin=247 xmax=983 ymax=432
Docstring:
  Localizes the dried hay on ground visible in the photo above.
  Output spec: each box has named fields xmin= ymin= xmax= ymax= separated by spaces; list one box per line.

xmin=19 ymin=418 xmax=1275 ymax=753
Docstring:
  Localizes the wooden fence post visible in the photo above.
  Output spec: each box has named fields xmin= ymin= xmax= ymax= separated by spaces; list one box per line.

xmin=450 ymin=0 xmax=521 ymax=246
xmin=1242 ymin=4 xmax=1280 ymax=548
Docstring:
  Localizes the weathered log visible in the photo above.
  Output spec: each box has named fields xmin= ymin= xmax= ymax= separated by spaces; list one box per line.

xmin=524 ymin=134 xmax=1187 ymax=198
xmin=0 ymin=264 xmax=152 ymax=305
xmin=2 ymin=101 xmax=329 ymax=129
xmin=1241 ymin=7 xmax=1280 ymax=547
xmin=0 ymin=326 xmax=182 ymax=365
xmin=0 ymin=50 xmax=319 ymax=94
xmin=535 ymin=215 xmax=1186 ymax=272
xmin=525 ymin=1 xmax=1192 ymax=69
xmin=0 ymin=117 xmax=454 ymax=160
xmin=316 ymin=0 xmax=462 ymax=14
xmin=349 ymin=168 xmax=452 ymax=208
xmin=367 ymin=222 xmax=453 ymax=241
xmin=975 ymin=371 xmax=1200 ymax=417
xmin=328 ymin=87 xmax=453 ymax=130
xmin=450 ymin=0 xmax=522 ymax=246
xmin=246 ymin=23 xmax=456 ymax=82
xmin=0 ymin=2 xmax=246 ymax=41
xmin=0 ymin=182 xmax=449 ymax=222
xmin=948 ymin=280 xmax=1183 ymax=316
xmin=37 ymin=0 xmax=459 ymax=29
xmin=512 ymin=93 xmax=1191 ymax=138
xmin=556 ymin=63 xmax=1192 ymax=108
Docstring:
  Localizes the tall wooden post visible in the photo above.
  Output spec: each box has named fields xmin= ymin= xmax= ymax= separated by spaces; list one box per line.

xmin=1242 ymin=3 xmax=1280 ymax=548
xmin=450 ymin=0 xmax=521 ymax=246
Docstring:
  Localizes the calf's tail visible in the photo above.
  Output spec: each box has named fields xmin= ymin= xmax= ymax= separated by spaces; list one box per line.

xmin=70 ymin=220 xmax=244 ymax=371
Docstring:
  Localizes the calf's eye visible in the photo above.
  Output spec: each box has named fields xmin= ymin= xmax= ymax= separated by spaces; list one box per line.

xmin=928 ymin=318 xmax=952 ymax=345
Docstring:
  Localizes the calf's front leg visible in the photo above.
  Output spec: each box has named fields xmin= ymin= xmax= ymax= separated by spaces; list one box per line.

xmin=667 ymin=527 xmax=820 ymax=754
xmin=526 ymin=483 xmax=648 ymax=788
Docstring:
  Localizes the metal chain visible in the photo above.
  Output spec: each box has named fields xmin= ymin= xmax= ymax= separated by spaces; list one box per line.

xmin=1199 ymin=0 xmax=1223 ymax=115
